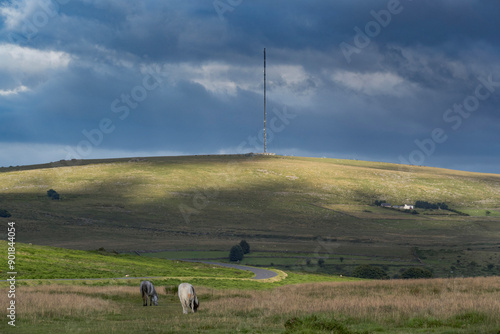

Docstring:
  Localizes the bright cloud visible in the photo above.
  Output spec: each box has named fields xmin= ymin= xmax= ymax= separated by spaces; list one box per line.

xmin=0 ymin=0 xmax=59 ymax=30
xmin=161 ymin=62 xmax=257 ymax=96
xmin=0 ymin=43 xmax=72 ymax=73
xmin=0 ymin=0 xmax=33 ymax=30
xmin=0 ymin=85 xmax=29 ymax=96
xmin=332 ymin=71 xmax=413 ymax=97
xmin=190 ymin=63 xmax=240 ymax=96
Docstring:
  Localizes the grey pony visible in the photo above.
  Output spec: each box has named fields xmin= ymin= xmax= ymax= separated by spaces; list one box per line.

xmin=140 ymin=280 xmax=159 ymax=306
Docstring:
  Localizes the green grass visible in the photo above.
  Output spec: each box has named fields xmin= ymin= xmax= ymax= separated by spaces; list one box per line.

xmin=0 ymin=241 xmax=252 ymax=281
xmin=0 ymin=241 xmax=361 ymax=291
xmin=459 ymin=208 xmax=500 ymax=216
xmin=283 ymin=314 xmax=352 ymax=333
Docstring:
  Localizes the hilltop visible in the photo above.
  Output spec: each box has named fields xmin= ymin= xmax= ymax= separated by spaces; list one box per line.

xmin=1 ymin=154 xmax=499 ymax=277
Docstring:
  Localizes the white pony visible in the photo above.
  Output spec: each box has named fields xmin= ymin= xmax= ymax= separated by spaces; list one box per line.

xmin=178 ymin=283 xmax=199 ymax=314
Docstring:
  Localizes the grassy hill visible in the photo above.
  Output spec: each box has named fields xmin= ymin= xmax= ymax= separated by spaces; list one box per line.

xmin=1 ymin=154 xmax=499 ymax=277
xmin=0 ymin=240 xmax=253 ymax=282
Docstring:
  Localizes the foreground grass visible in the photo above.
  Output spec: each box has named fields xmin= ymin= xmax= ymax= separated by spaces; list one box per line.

xmin=1 ymin=276 xmax=498 ymax=333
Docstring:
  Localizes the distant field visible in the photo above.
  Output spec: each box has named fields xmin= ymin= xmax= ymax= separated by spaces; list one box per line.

xmin=140 ymin=250 xmax=229 ymax=259
xmin=1 ymin=154 xmax=499 ymax=277
xmin=141 ymin=249 xmax=439 ymax=279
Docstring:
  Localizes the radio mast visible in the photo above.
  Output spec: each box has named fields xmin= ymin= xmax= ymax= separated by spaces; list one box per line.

xmin=263 ymin=48 xmax=267 ymax=153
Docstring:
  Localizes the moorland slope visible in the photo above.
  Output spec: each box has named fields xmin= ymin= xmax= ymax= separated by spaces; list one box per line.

xmin=1 ymin=155 xmax=499 ymax=277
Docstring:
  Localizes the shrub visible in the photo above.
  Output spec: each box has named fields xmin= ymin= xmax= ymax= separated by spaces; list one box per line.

xmin=401 ymin=267 xmax=433 ymax=279
xmin=0 ymin=209 xmax=11 ymax=218
xmin=164 ymin=285 xmax=178 ymax=295
xmin=352 ymin=265 xmax=389 ymax=279
xmin=284 ymin=314 xmax=351 ymax=334
xmin=239 ymin=240 xmax=250 ymax=254
xmin=229 ymin=245 xmax=244 ymax=262
xmin=47 ymin=189 xmax=60 ymax=200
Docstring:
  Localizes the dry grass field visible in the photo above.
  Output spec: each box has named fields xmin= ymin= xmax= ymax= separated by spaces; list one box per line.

xmin=1 ymin=276 xmax=499 ymax=333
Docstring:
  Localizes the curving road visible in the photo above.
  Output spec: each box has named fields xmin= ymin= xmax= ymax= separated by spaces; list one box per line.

xmin=196 ymin=261 xmax=278 ymax=280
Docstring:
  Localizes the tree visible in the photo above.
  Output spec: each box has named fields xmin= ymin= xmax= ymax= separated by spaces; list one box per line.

xmin=437 ymin=202 xmax=449 ymax=210
xmin=352 ymin=265 xmax=389 ymax=279
xmin=239 ymin=240 xmax=250 ymax=254
xmin=229 ymin=245 xmax=244 ymax=262
xmin=318 ymin=258 xmax=325 ymax=267
xmin=401 ymin=267 xmax=433 ymax=279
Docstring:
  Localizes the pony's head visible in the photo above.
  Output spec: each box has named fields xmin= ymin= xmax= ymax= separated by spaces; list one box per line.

xmin=152 ymin=294 xmax=158 ymax=306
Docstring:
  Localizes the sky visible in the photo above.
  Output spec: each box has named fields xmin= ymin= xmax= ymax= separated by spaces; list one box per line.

xmin=0 ymin=0 xmax=499 ymax=173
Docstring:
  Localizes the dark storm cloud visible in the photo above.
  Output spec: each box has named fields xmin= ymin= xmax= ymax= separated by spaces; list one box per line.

xmin=0 ymin=0 xmax=499 ymax=172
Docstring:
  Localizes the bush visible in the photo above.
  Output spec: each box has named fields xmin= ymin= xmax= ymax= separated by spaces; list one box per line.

xmin=239 ymin=240 xmax=250 ymax=254
xmin=229 ymin=245 xmax=244 ymax=262
xmin=352 ymin=265 xmax=389 ymax=279
xmin=47 ymin=189 xmax=60 ymax=200
xmin=414 ymin=201 xmax=448 ymax=210
xmin=401 ymin=267 xmax=433 ymax=279
xmin=284 ymin=314 xmax=351 ymax=334
xmin=164 ymin=285 xmax=178 ymax=295
xmin=0 ymin=209 xmax=11 ymax=218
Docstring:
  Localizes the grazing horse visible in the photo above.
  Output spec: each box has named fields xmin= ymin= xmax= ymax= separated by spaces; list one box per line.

xmin=140 ymin=280 xmax=159 ymax=306
xmin=178 ymin=283 xmax=199 ymax=314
